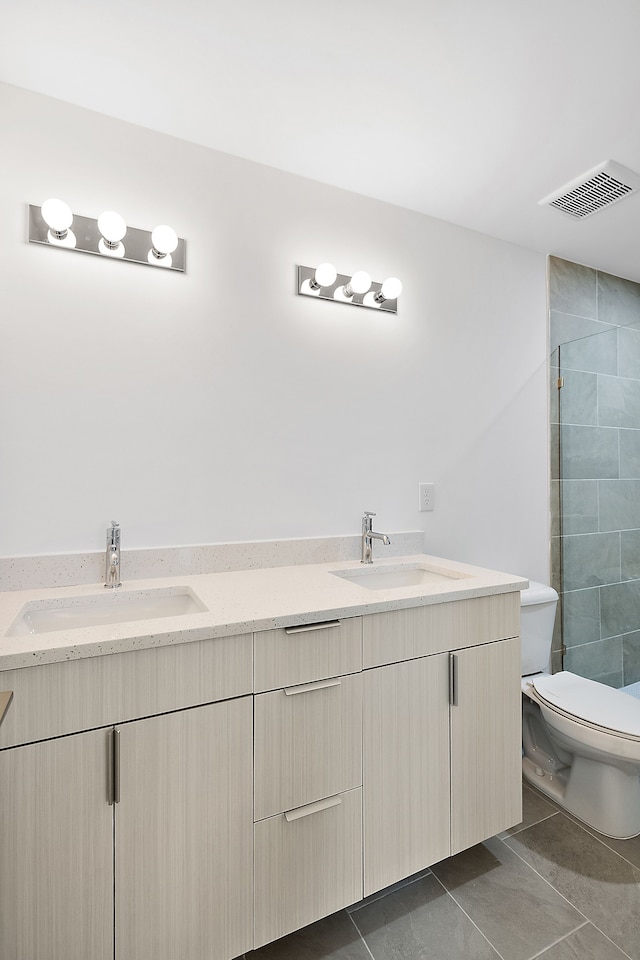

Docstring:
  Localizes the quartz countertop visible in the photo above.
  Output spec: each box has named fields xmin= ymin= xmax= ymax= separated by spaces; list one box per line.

xmin=0 ymin=554 xmax=528 ymax=671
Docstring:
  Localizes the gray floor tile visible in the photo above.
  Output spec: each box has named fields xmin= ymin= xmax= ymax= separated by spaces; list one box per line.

xmin=245 ymin=910 xmax=372 ymax=960
xmin=538 ymin=923 xmax=632 ymax=959
xmin=346 ymin=868 xmax=431 ymax=912
xmin=350 ymin=872 xmax=499 ymax=960
xmin=560 ymin=809 xmax=640 ymax=871
xmin=503 ymin=813 xmax=640 ymax=959
xmin=431 ymin=836 xmax=584 ymax=960
xmin=500 ymin=781 xmax=560 ymax=837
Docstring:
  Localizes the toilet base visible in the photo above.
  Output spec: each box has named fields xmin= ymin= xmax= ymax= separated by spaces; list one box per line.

xmin=523 ymin=750 xmax=640 ymax=840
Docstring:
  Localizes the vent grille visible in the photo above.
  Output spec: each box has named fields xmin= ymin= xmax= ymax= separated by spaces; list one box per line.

xmin=540 ymin=161 xmax=640 ymax=219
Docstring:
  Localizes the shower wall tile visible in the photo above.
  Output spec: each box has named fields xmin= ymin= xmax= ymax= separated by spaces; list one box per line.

xmin=559 ymin=326 xmax=618 ymax=375
xmin=551 ymin=481 xmax=560 ymax=538
xmin=560 ymin=424 xmax=618 ymax=479
xmin=558 ymin=371 xmax=598 ymax=425
xmin=619 ymin=429 xmax=640 ymax=478
xmin=559 ymin=480 xmax=598 ymax=535
xmin=561 ymin=532 xmax=620 ymax=591
xmin=550 ymin=356 xmax=560 ymax=426
xmin=621 ymin=530 xmax=640 ymax=580
xmin=550 ymin=311 xmax=615 ymax=354
xmin=598 ymin=270 xmax=640 ymax=326
xmin=563 ymin=636 xmax=623 ymax=687
xmin=549 ymin=257 xmax=597 ymax=319
xmin=623 ymin=631 xmax=640 ymax=685
xmin=598 ymin=479 xmax=640 ymax=531
xmin=600 ymin=579 xmax=640 ymax=638
xmin=597 ymin=374 xmax=640 ymax=428
xmin=561 ymin=587 xmax=600 ymax=647
xmin=617 ymin=325 xmax=640 ymax=379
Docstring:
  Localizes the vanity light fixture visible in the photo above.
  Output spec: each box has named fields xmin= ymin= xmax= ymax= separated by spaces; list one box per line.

xmin=29 ymin=200 xmax=186 ymax=272
xmin=296 ymin=264 xmax=402 ymax=314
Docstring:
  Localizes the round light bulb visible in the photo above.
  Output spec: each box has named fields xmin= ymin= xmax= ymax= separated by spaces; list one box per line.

xmin=314 ymin=262 xmax=337 ymax=287
xmin=349 ymin=270 xmax=372 ymax=295
xmin=41 ymin=198 xmax=73 ymax=232
xmin=151 ymin=224 xmax=178 ymax=256
xmin=98 ymin=210 xmax=127 ymax=243
xmin=381 ymin=277 xmax=402 ymax=300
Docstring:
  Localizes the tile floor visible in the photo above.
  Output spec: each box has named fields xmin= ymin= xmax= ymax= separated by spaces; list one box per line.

xmin=244 ymin=780 xmax=640 ymax=960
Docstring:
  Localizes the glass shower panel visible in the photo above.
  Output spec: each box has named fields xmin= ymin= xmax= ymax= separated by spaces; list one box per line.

xmin=556 ymin=321 xmax=640 ymax=689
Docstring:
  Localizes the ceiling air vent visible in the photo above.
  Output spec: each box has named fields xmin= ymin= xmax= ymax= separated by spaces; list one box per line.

xmin=539 ymin=160 xmax=640 ymax=219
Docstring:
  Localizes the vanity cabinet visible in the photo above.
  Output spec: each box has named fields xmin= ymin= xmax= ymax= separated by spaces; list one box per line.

xmin=0 ymin=634 xmax=254 ymax=960
xmin=253 ymin=621 xmax=364 ymax=948
xmin=362 ymin=593 xmax=522 ymax=896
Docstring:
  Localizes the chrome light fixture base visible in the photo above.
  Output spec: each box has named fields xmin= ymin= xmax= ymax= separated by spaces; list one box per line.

xmin=296 ymin=265 xmax=399 ymax=314
xmin=28 ymin=204 xmax=186 ymax=272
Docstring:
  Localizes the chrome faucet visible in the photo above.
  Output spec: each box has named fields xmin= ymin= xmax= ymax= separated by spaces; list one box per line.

xmin=361 ymin=511 xmax=391 ymax=564
xmin=105 ymin=521 xmax=121 ymax=588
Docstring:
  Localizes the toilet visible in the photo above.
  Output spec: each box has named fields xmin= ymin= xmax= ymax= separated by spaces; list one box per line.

xmin=520 ymin=581 xmax=640 ymax=839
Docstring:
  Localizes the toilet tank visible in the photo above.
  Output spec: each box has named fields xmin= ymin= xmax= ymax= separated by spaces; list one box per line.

xmin=520 ymin=581 xmax=559 ymax=676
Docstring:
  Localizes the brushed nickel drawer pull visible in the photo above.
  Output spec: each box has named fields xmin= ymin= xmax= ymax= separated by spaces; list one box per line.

xmin=284 ymin=678 xmax=341 ymax=696
xmin=284 ymin=794 xmax=342 ymax=822
xmin=109 ymin=728 xmax=121 ymax=805
xmin=0 ymin=691 xmax=13 ymax=728
xmin=284 ymin=620 xmax=341 ymax=635
xmin=449 ymin=653 xmax=458 ymax=707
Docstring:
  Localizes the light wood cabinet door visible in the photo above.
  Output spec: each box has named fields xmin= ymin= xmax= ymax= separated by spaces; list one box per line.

xmin=450 ymin=637 xmax=522 ymax=855
xmin=363 ymin=655 xmax=450 ymax=897
xmin=115 ymin=696 xmax=253 ymax=960
xmin=0 ymin=729 xmax=114 ymax=960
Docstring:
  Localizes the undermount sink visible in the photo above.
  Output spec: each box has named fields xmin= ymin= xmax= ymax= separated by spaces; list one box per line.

xmin=7 ymin=586 xmax=208 ymax=636
xmin=331 ymin=562 xmax=472 ymax=591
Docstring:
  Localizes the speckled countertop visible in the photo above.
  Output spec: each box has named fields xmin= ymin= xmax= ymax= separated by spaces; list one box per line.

xmin=0 ymin=555 xmax=527 ymax=671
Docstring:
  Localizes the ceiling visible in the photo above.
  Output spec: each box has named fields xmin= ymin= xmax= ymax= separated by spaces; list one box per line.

xmin=4 ymin=0 xmax=640 ymax=282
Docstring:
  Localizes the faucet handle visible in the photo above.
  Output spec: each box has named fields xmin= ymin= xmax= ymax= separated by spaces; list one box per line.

xmin=110 ymin=520 xmax=120 ymax=529
xmin=363 ymin=511 xmax=376 ymax=518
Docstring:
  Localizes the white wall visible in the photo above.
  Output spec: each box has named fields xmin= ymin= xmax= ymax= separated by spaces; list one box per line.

xmin=0 ymin=82 xmax=550 ymax=581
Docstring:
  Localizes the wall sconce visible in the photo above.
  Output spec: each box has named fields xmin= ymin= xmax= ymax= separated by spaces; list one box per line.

xmin=297 ymin=264 xmax=402 ymax=313
xmin=29 ymin=200 xmax=186 ymax=272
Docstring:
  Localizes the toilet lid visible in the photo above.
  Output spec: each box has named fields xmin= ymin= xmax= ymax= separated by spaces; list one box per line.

xmin=532 ymin=671 xmax=640 ymax=737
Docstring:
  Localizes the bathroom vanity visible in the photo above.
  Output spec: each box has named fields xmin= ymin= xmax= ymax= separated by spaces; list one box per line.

xmin=0 ymin=555 xmax=525 ymax=960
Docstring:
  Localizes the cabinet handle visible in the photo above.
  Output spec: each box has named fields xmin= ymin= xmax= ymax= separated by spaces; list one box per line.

xmin=109 ymin=728 xmax=121 ymax=805
xmin=0 ymin=691 xmax=13 ymax=728
xmin=284 ymin=795 xmax=342 ymax=822
xmin=449 ymin=653 xmax=458 ymax=707
xmin=284 ymin=620 xmax=341 ymax=635
xmin=284 ymin=678 xmax=341 ymax=696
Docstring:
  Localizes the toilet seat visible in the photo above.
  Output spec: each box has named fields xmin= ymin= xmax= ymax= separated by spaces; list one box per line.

xmin=529 ymin=671 xmax=640 ymax=741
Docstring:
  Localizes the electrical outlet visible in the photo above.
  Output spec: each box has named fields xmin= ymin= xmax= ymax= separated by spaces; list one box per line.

xmin=418 ymin=482 xmax=435 ymax=512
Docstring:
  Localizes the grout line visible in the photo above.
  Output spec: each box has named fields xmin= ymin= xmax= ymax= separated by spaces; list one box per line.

xmin=429 ymin=871 xmax=506 ymax=960
xmin=348 ymin=869 xmax=432 ymax=913
xmin=346 ymin=908 xmax=377 ymax=960
xmin=497 ymin=831 xmax=634 ymax=956
xmin=525 ymin=921 xmax=589 ymax=960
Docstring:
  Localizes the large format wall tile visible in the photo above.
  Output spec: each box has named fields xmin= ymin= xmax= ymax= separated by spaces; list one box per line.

xmin=558 ymin=326 xmax=617 ymax=375
xmin=622 ymin=532 xmax=640 ymax=580
xmin=598 ymin=375 xmax=640 ymax=429
xmin=598 ymin=271 xmax=640 ymax=328
xmin=560 ymin=481 xmax=598 ymax=535
xmin=619 ymin=429 xmax=640 ymax=478
xmin=600 ymin=580 xmax=640 ymax=638
xmin=563 ymin=636 xmax=623 ymax=686
xmin=598 ymin=480 xmax=640 ymax=531
xmin=561 ymin=588 xmax=600 ymax=647
xmin=623 ymin=630 xmax=640 ymax=685
xmin=549 ymin=258 xmax=597 ymax=319
xmin=618 ymin=325 xmax=640 ymax=380
xmin=560 ymin=425 xmax=619 ymax=479
xmin=561 ymin=533 xmax=620 ymax=591
xmin=559 ymin=371 xmax=598 ymax=426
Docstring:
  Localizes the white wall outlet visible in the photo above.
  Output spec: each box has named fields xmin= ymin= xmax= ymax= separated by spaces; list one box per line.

xmin=418 ymin=482 xmax=435 ymax=512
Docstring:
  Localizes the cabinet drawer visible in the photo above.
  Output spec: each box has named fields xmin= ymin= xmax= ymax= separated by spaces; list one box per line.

xmin=362 ymin=593 xmax=519 ymax=668
xmin=253 ymin=787 xmax=362 ymax=948
xmin=254 ymin=673 xmax=362 ymax=821
xmin=0 ymin=634 xmax=253 ymax=748
xmin=253 ymin=617 xmax=362 ymax=693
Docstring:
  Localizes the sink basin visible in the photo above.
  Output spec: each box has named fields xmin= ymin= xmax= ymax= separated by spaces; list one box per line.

xmin=7 ymin=586 xmax=208 ymax=636
xmin=331 ymin=562 xmax=472 ymax=591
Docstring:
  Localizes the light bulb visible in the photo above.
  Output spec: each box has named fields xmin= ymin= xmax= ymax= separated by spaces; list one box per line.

xmin=313 ymin=262 xmax=337 ymax=288
xmin=376 ymin=277 xmax=403 ymax=302
xmin=344 ymin=270 xmax=371 ymax=297
xmin=41 ymin=198 xmax=73 ymax=242
xmin=151 ymin=225 xmax=178 ymax=256
xmin=98 ymin=211 xmax=127 ymax=244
